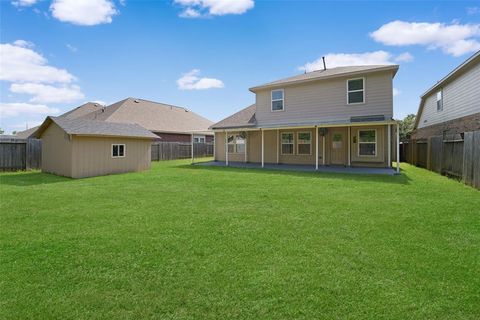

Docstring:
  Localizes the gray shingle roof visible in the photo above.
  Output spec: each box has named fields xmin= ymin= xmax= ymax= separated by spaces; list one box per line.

xmin=60 ymin=102 xmax=105 ymax=119
xmin=210 ymin=104 xmax=256 ymax=129
xmin=31 ymin=116 xmax=158 ymax=139
xmin=249 ymin=65 xmax=399 ymax=91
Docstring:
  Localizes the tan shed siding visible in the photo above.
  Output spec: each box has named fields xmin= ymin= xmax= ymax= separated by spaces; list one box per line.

xmin=41 ymin=122 xmax=73 ymax=177
xmin=255 ymin=71 xmax=394 ymax=126
xmin=71 ymin=136 xmax=151 ymax=178
xmin=418 ymin=61 xmax=480 ymax=129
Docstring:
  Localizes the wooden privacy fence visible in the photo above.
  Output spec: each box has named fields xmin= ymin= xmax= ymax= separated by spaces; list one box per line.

xmin=151 ymin=142 xmax=213 ymax=161
xmin=0 ymin=139 xmax=42 ymax=171
xmin=400 ymin=130 xmax=480 ymax=189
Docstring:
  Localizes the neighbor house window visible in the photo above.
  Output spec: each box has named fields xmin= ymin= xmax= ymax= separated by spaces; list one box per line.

xmin=112 ymin=144 xmax=125 ymax=158
xmin=281 ymin=132 xmax=294 ymax=155
xmin=297 ymin=132 xmax=311 ymax=155
xmin=194 ymin=135 xmax=205 ymax=143
xmin=227 ymin=133 xmax=246 ymax=153
xmin=358 ymin=130 xmax=376 ymax=156
xmin=271 ymin=89 xmax=284 ymax=111
xmin=347 ymin=78 xmax=365 ymax=104
xmin=436 ymin=90 xmax=443 ymax=111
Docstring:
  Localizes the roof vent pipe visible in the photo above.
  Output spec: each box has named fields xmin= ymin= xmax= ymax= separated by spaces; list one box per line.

xmin=322 ymin=56 xmax=327 ymax=70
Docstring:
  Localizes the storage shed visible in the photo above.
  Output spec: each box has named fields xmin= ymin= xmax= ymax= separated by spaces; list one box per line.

xmin=31 ymin=116 xmax=158 ymax=178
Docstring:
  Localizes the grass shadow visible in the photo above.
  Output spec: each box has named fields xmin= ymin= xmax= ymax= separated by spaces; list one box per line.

xmin=177 ymin=163 xmax=411 ymax=185
xmin=0 ymin=171 xmax=71 ymax=187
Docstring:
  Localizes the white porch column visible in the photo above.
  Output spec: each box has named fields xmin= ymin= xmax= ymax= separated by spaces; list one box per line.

xmin=276 ymin=129 xmax=279 ymax=164
xmin=225 ymin=131 xmax=228 ymax=166
xmin=387 ymin=124 xmax=391 ymax=167
xmin=396 ymin=123 xmax=400 ymax=173
xmin=347 ymin=126 xmax=351 ymax=166
xmin=315 ymin=126 xmax=319 ymax=170
xmin=212 ymin=133 xmax=215 ymax=161
xmin=261 ymin=129 xmax=265 ymax=168
xmin=191 ymin=133 xmax=194 ymax=164
xmin=244 ymin=132 xmax=248 ymax=163
xmin=322 ymin=135 xmax=326 ymax=166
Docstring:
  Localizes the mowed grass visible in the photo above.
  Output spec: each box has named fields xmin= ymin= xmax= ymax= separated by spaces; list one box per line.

xmin=1 ymin=160 xmax=479 ymax=319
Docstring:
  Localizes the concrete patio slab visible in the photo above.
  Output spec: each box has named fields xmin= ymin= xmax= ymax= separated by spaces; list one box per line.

xmin=194 ymin=161 xmax=398 ymax=175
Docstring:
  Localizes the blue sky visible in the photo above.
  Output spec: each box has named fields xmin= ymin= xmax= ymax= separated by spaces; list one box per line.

xmin=1 ymin=0 xmax=480 ymax=134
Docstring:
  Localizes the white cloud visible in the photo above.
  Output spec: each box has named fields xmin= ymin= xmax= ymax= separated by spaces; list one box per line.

xmin=50 ymin=0 xmax=117 ymax=26
xmin=10 ymin=83 xmax=85 ymax=104
xmin=12 ymin=0 xmax=37 ymax=7
xmin=0 ymin=102 xmax=60 ymax=118
xmin=13 ymin=39 xmax=34 ymax=48
xmin=370 ymin=20 xmax=480 ymax=56
xmin=300 ymin=51 xmax=394 ymax=72
xmin=177 ymin=69 xmax=224 ymax=90
xmin=0 ymin=41 xmax=75 ymax=83
xmin=393 ymin=88 xmax=401 ymax=97
xmin=467 ymin=7 xmax=479 ymax=15
xmin=175 ymin=0 xmax=254 ymax=17
xmin=66 ymin=44 xmax=78 ymax=52
xmin=395 ymin=52 xmax=414 ymax=62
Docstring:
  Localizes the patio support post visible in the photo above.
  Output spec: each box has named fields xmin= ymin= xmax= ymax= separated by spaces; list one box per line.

xmin=191 ymin=133 xmax=194 ymax=165
xmin=322 ymin=135 xmax=325 ymax=166
xmin=387 ymin=124 xmax=391 ymax=167
xmin=396 ymin=123 xmax=400 ymax=173
xmin=261 ymin=129 xmax=264 ymax=168
xmin=276 ymin=129 xmax=279 ymax=164
xmin=348 ymin=126 xmax=351 ymax=166
xmin=315 ymin=126 xmax=318 ymax=170
xmin=213 ymin=133 xmax=215 ymax=161
xmin=225 ymin=131 xmax=228 ymax=166
xmin=245 ymin=132 xmax=248 ymax=163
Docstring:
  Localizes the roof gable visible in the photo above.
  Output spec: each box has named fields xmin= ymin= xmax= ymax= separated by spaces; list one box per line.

xmin=210 ymin=104 xmax=256 ymax=130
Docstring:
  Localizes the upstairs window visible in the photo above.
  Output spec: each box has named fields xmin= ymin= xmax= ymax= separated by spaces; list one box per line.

xmin=112 ymin=144 xmax=125 ymax=158
xmin=358 ymin=130 xmax=376 ymax=156
xmin=297 ymin=132 xmax=312 ymax=155
xmin=271 ymin=89 xmax=284 ymax=111
xmin=347 ymin=78 xmax=365 ymax=104
xmin=281 ymin=132 xmax=294 ymax=155
xmin=436 ymin=90 xmax=443 ymax=111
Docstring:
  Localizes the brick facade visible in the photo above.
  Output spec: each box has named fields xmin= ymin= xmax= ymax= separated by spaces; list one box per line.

xmin=412 ymin=112 xmax=480 ymax=140
xmin=153 ymin=132 xmax=214 ymax=143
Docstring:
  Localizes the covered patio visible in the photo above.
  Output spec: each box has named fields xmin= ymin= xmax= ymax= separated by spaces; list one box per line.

xmin=195 ymin=161 xmax=398 ymax=175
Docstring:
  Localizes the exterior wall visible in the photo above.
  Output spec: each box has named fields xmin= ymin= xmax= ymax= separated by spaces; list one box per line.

xmin=413 ymin=112 xmax=480 ymax=140
xmin=41 ymin=122 xmax=73 ymax=177
xmin=254 ymin=71 xmax=394 ymax=126
xmin=418 ymin=60 xmax=480 ymax=129
xmin=71 ymin=136 xmax=151 ymax=178
xmin=154 ymin=132 xmax=214 ymax=143
xmin=214 ymin=132 xmax=226 ymax=161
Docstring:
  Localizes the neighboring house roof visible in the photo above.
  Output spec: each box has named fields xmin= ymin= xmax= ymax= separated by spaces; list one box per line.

xmin=210 ymin=104 xmax=256 ymax=129
xmin=79 ymin=98 xmax=214 ymax=134
xmin=59 ymin=102 xmax=105 ymax=119
xmin=414 ymin=50 xmax=480 ymax=129
xmin=30 ymin=116 xmax=158 ymax=140
xmin=14 ymin=126 xmax=40 ymax=139
xmin=249 ymin=65 xmax=399 ymax=92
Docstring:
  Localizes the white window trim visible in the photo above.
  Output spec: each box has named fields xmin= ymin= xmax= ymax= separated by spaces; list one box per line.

xmin=112 ymin=144 xmax=126 ymax=158
xmin=227 ymin=134 xmax=245 ymax=154
xmin=280 ymin=132 xmax=295 ymax=155
xmin=271 ymin=89 xmax=285 ymax=112
xmin=357 ymin=129 xmax=377 ymax=157
xmin=436 ymin=89 xmax=443 ymax=112
xmin=296 ymin=131 xmax=312 ymax=155
xmin=347 ymin=77 xmax=366 ymax=105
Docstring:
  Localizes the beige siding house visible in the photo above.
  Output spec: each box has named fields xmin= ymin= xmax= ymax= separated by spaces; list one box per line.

xmin=31 ymin=117 xmax=157 ymax=178
xmin=211 ymin=65 xmax=400 ymax=170
xmin=412 ymin=50 xmax=480 ymax=139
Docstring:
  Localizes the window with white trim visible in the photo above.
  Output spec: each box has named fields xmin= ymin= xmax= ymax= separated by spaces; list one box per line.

xmin=112 ymin=144 xmax=125 ymax=158
xmin=297 ymin=132 xmax=311 ymax=155
xmin=347 ymin=78 xmax=365 ymax=104
xmin=271 ymin=89 xmax=284 ymax=111
xmin=227 ymin=134 xmax=246 ymax=153
xmin=194 ymin=135 xmax=205 ymax=143
xmin=436 ymin=90 xmax=443 ymax=111
xmin=281 ymin=132 xmax=294 ymax=155
xmin=358 ymin=130 xmax=376 ymax=156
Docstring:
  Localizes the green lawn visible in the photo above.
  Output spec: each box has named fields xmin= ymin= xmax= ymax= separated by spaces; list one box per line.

xmin=1 ymin=160 xmax=479 ymax=319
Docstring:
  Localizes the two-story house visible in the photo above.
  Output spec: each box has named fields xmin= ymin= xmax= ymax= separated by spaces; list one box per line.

xmin=210 ymin=65 xmax=399 ymax=171
xmin=412 ymin=50 xmax=480 ymax=140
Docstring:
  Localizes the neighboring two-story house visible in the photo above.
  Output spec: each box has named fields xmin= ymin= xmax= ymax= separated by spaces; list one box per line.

xmin=210 ymin=65 xmax=399 ymax=170
xmin=412 ymin=50 xmax=480 ymax=140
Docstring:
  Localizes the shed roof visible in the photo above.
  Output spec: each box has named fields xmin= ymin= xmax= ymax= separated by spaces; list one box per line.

xmin=79 ymin=98 xmax=213 ymax=134
xmin=249 ymin=65 xmax=399 ymax=92
xmin=31 ymin=116 xmax=158 ymax=139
